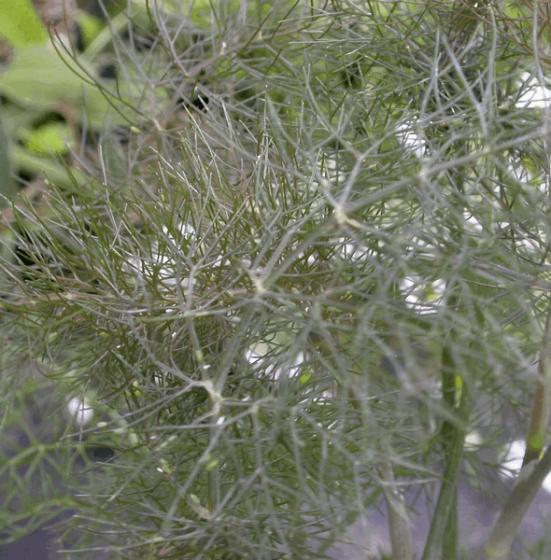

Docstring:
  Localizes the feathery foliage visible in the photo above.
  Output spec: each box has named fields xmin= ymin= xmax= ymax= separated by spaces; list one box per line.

xmin=3 ymin=1 xmax=551 ymax=558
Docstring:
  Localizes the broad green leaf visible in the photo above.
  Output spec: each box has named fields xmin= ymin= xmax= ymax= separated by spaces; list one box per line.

xmin=22 ymin=122 xmax=72 ymax=156
xmin=0 ymin=46 xmax=126 ymax=128
xmin=0 ymin=0 xmax=47 ymax=47
xmin=10 ymin=144 xmax=85 ymax=189
xmin=150 ymin=0 xmax=290 ymax=29
xmin=0 ymin=103 xmax=39 ymax=139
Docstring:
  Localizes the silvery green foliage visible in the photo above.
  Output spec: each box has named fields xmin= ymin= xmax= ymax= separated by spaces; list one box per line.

xmin=2 ymin=1 xmax=551 ymax=558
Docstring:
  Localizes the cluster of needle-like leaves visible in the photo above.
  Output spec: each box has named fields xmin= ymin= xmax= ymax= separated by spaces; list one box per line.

xmin=2 ymin=1 xmax=551 ymax=559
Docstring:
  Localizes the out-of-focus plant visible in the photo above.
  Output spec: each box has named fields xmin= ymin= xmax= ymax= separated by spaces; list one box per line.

xmin=0 ymin=0 xmax=165 ymax=198
xmin=0 ymin=0 xmax=47 ymax=48
xmin=5 ymin=1 xmax=551 ymax=559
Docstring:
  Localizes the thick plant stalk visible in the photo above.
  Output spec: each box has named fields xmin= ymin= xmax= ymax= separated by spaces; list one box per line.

xmin=380 ymin=464 xmax=414 ymax=560
xmin=484 ymin=304 xmax=551 ymax=558
xmin=422 ymin=340 xmax=470 ymax=560
xmin=442 ymin=489 xmax=458 ymax=557
xmin=523 ymin=308 xmax=551 ymax=466
xmin=420 ymin=3 xmax=486 ymax=553
xmin=421 ymin=385 xmax=469 ymax=560
xmin=485 ymin=445 xmax=551 ymax=559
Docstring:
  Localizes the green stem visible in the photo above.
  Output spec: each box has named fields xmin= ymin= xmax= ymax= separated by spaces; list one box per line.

xmin=422 ymin=339 xmax=470 ymax=560
xmin=380 ymin=463 xmax=414 ymax=560
xmin=484 ymin=304 xmax=551 ymax=558
xmin=523 ymin=306 xmax=551 ymax=466
xmin=486 ymin=445 xmax=551 ymax=559
xmin=443 ymin=488 xmax=458 ymax=556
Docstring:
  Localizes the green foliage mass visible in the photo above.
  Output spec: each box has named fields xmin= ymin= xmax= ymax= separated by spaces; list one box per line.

xmin=3 ymin=1 xmax=551 ymax=559
xmin=0 ymin=0 xmax=47 ymax=47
